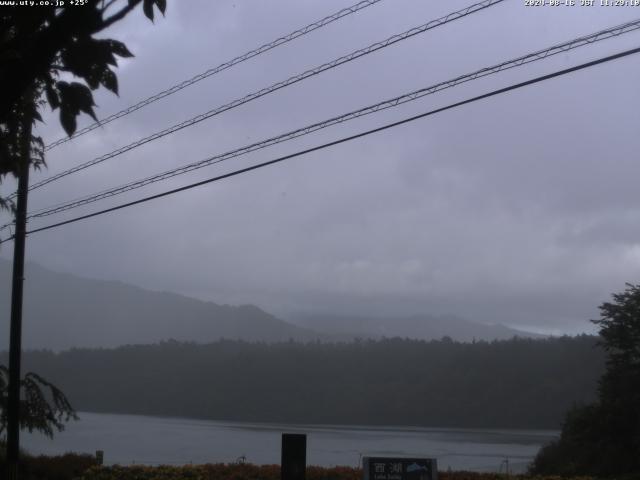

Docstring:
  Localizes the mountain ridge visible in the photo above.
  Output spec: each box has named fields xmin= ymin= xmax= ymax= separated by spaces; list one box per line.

xmin=0 ymin=258 xmax=321 ymax=350
xmin=1 ymin=258 xmax=542 ymax=350
xmin=287 ymin=312 xmax=544 ymax=342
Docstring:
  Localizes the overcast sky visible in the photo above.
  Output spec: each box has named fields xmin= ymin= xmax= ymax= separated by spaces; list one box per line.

xmin=2 ymin=0 xmax=640 ymax=335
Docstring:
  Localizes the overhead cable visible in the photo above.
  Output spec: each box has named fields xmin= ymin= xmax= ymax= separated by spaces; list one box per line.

xmin=43 ymin=0 xmax=385 ymax=151
xmin=1 ymin=44 xmax=636 ymax=243
xmin=19 ymin=18 xmax=640 ymax=223
xmin=24 ymin=0 xmax=504 ymax=196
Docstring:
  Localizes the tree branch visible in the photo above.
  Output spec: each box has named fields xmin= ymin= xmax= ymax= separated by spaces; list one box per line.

xmin=101 ymin=0 xmax=141 ymax=29
xmin=100 ymin=0 xmax=120 ymax=14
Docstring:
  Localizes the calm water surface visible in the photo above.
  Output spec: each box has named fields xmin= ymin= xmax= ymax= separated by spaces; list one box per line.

xmin=22 ymin=412 xmax=558 ymax=473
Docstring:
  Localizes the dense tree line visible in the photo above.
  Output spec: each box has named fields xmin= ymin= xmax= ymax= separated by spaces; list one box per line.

xmin=1 ymin=336 xmax=603 ymax=429
xmin=531 ymin=284 xmax=640 ymax=477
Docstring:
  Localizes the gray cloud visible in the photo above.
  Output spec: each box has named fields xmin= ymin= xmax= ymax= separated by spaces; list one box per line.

xmin=2 ymin=0 xmax=640 ymax=336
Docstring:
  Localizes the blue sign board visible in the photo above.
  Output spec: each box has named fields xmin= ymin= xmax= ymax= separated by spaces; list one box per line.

xmin=363 ymin=457 xmax=437 ymax=480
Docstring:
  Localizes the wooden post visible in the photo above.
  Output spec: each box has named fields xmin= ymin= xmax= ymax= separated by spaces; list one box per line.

xmin=6 ymin=113 xmax=31 ymax=480
xmin=281 ymin=433 xmax=306 ymax=480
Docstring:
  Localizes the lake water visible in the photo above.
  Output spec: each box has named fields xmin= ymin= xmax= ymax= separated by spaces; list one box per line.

xmin=22 ymin=412 xmax=558 ymax=473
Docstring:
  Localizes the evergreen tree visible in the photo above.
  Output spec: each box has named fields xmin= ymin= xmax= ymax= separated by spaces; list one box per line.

xmin=531 ymin=283 xmax=640 ymax=477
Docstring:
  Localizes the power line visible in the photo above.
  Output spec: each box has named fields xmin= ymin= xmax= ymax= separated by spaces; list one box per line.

xmin=2 ymin=44 xmax=636 ymax=244
xmin=43 ymin=0 xmax=385 ymax=151
xmin=2 ymin=17 xmax=637 ymax=230
xmin=18 ymin=17 xmax=640 ymax=224
xmin=23 ymin=0 xmax=504 ymax=196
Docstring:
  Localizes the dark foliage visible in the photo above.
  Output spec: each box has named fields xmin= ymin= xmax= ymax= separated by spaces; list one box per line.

xmin=0 ymin=0 xmax=165 ymax=207
xmin=0 ymin=442 xmax=97 ymax=480
xmin=0 ymin=92 xmax=44 ymax=213
xmin=4 ymin=335 xmax=604 ymax=430
xmin=0 ymin=365 xmax=77 ymax=438
xmin=531 ymin=284 xmax=640 ymax=477
xmin=40 ymin=461 xmax=599 ymax=480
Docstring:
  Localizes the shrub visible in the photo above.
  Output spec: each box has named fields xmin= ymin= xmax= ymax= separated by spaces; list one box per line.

xmin=0 ymin=444 xmax=96 ymax=480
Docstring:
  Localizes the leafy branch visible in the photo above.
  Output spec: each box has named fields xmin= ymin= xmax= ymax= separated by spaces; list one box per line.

xmin=0 ymin=365 xmax=78 ymax=439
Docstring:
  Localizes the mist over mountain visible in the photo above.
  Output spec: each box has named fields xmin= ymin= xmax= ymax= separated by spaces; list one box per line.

xmin=0 ymin=259 xmax=319 ymax=350
xmin=1 ymin=258 xmax=541 ymax=350
xmin=288 ymin=313 xmax=544 ymax=342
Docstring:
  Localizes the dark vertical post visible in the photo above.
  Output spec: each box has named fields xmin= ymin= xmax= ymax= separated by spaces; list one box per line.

xmin=6 ymin=116 xmax=31 ymax=480
xmin=281 ymin=433 xmax=306 ymax=480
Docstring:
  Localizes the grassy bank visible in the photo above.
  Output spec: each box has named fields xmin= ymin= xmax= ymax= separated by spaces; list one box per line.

xmin=76 ymin=463 xmax=599 ymax=480
xmin=0 ymin=450 xmax=608 ymax=480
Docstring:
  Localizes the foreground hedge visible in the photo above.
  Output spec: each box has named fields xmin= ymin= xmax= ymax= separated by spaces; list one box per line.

xmin=0 ymin=452 xmax=97 ymax=480
xmin=0 ymin=453 xmax=607 ymax=480
xmin=78 ymin=464 xmax=356 ymax=480
xmin=75 ymin=463 xmax=599 ymax=480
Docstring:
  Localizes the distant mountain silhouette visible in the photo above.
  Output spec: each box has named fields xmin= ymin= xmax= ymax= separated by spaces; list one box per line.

xmin=0 ymin=259 xmax=320 ymax=350
xmin=0 ymin=258 xmax=542 ymax=350
xmin=288 ymin=313 xmax=544 ymax=342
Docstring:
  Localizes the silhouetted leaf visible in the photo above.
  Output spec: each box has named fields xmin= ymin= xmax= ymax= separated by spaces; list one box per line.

xmin=155 ymin=0 xmax=166 ymax=15
xmin=108 ymin=39 xmax=134 ymax=58
xmin=67 ymin=82 xmax=97 ymax=121
xmin=82 ymin=5 xmax=104 ymax=34
xmin=60 ymin=108 xmax=76 ymax=136
xmin=101 ymin=69 xmax=118 ymax=95
xmin=56 ymin=81 xmax=76 ymax=112
xmin=45 ymin=84 xmax=59 ymax=110
xmin=61 ymin=38 xmax=118 ymax=88
xmin=30 ymin=135 xmax=45 ymax=169
xmin=85 ymin=68 xmax=102 ymax=90
xmin=143 ymin=0 xmax=154 ymax=21
xmin=57 ymin=81 xmax=97 ymax=133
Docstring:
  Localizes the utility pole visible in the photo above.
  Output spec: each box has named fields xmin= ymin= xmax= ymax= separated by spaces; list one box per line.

xmin=6 ymin=113 xmax=32 ymax=480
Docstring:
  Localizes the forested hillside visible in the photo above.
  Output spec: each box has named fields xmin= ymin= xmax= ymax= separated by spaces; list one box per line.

xmin=0 ymin=259 xmax=538 ymax=349
xmin=6 ymin=336 xmax=604 ymax=429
